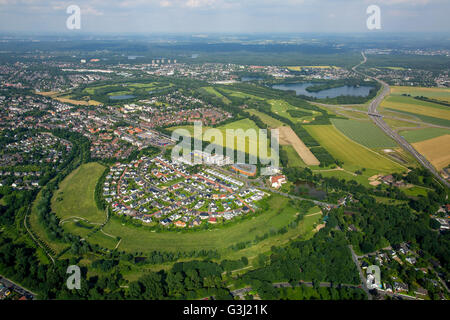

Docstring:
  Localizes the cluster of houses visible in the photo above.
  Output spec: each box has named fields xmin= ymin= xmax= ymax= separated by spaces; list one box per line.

xmin=0 ymin=132 xmax=73 ymax=189
xmin=104 ymin=155 xmax=268 ymax=228
xmin=124 ymin=90 xmax=232 ymax=127
xmin=368 ymin=174 xmax=407 ymax=187
xmin=360 ymin=242 xmax=447 ymax=298
xmin=2 ymin=132 xmax=72 ymax=167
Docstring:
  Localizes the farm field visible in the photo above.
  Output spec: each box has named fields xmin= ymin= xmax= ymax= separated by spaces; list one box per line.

xmin=331 ymin=119 xmax=397 ymax=148
xmin=305 ymin=125 xmax=406 ymax=173
xmin=86 ymin=194 xmax=322 ymax=258
xmin=412 ymin=135 xmax=450 ymax=171
xmin=168 ymin=119 xmax=273 ymax=158
xmin=384 ymin=118 xmax=423 ymax=129
xmin=52 ymin=162 xmax=107 ymax=226
xmin=398 ymin=128 xmax=450 ymax=143
xmin=384 ymin=108 xmax=450 ymax=127
xmin=278 ymin=126 xmax=320 ymax=166
xmin=380 ymin=95 xmax=450 ymax=121
xmin=391 ymin=86 xmax=450 ymax=103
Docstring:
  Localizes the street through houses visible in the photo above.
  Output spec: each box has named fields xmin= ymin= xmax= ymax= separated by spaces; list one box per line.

xmin=0 ymin=275 xmax=36 ymax=300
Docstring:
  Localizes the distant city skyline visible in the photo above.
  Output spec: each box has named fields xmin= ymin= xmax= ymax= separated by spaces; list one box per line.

xmin=0 ymin=0 xmax=449 ymax=34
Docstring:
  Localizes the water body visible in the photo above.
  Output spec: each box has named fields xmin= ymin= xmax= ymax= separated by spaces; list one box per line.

xmin=128 ymin=55 xmax=144 ymax=60
xmin=295 ymin=181 xmax=327 ymax=200
xmin=272 ymin=82 xmax=373 ymax=99
xmin=109 ymin=94 xmax=136 ymax=100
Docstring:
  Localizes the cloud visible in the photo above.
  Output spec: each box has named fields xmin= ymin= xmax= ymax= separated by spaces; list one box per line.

xmin=364 ymin=0 xmax=431 ymax=5
xmin=184 ymin=0 xmax=216 ymax=8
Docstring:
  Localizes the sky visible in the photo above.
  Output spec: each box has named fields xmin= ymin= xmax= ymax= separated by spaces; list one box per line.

xmin=0 ymin=0 xmax=449 ymax=34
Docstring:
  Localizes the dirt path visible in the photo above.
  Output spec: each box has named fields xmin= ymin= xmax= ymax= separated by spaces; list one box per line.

xmin=277 ymin=126 xmax=320 ymax=166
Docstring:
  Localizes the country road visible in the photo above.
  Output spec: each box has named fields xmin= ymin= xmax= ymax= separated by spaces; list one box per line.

xmin=354 ymin=52 xmax=450 ymax=188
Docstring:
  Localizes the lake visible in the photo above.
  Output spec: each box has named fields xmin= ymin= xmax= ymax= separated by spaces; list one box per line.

xmin=295 ymin=181 xmax=327 ymax=200
xmin=272 ymin=82 xmax=374 ymax=99
xmin=109 ymin=94 xmax=136 ymax=100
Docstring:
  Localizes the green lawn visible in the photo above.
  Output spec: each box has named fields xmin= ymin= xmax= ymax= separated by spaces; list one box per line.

xmin=246 ymin=109 xmax=284 ymax=128
xmin=282 ymin=145 xmax=306 ymax=167
xmin=87 ymin=194 xmax=321 ymax=259
xmin=331 ymin=119 xmax=398 ymax=148
xmin=52 ymin=162 xmax=107 ymax=225
xmin=201 ymin=87 xmax=231 ymax=104
xmin=220 ymin=88 xmax=264 ymax=100
xmin=269 ymin=99 xmax=317 ymax=123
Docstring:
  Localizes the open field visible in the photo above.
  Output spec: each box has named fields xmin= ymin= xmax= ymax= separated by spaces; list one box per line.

xmin=220 ymin=88 xmax=264 ymax=100
xmin=270 ymin=99 xmax=317 ymax=123
xmin=412 ymin=135 xmax=450 ymax=171
xmin=36 ymin=92 xmax=102 ymax=106
xmin=168 ymin=119 xmax=274 ymax=158
xmin=398 ymin=128 xmax=450 ymax=143
xmin=331 ymin=119 xmax=397 ymax=148
xmin=305 ymin=125 xmax=406 ymax=173
xmin=246 ymin=109 xmax=284 ymax=128
xmin=278 ymin=126 xmax=320 ymax=166
xmin=391 ymin=86 xmax=450 ymax=103
xmin=57 ymin=97 xmax=103 ymax=106
xmin=281 ymin=145 xmax=306 ymax=167
xmin=384 ymin=118 xmax=424 ymax=129
xmin=201 ymin=87 xmax=231 ymax=104
xmin=85 ymin=194 xmax=321 ymax=257
xmin=52 ymin=162 xmax=107 ymax=225
xmin=384 ymin=108 xmax=450 ymax=128
xmin=380 ymin=95 xmax=450 ymax=122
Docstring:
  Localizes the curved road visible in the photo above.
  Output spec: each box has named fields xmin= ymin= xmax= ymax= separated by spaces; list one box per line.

xmin=354 ymin=52 xmax=450 ymax=188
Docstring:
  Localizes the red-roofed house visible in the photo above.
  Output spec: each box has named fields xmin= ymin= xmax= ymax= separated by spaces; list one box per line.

xmin=270 ymin=175 xmax=286 ymax=189
xmin=208 ymin=217 xmax=217 ymax=224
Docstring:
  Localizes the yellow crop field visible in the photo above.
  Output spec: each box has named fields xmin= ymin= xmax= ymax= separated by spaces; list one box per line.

xmin=391 ymin=86 xmax=450 ymax=103
xmin=381 ymin=96 xmax=450 ymax=121
xmin=56 ymin=97 xmax=103 ymax=106
xmin=412 ymin=135 xmax=450 ymax=171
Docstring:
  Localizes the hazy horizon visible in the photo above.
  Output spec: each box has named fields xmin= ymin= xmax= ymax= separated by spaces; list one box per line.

xmin=0 ymin=0 xmax=449 ymax=34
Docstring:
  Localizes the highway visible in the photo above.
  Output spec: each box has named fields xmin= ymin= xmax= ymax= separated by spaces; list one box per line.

xmin=353 ymin=52 xmax=450 ymax=188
